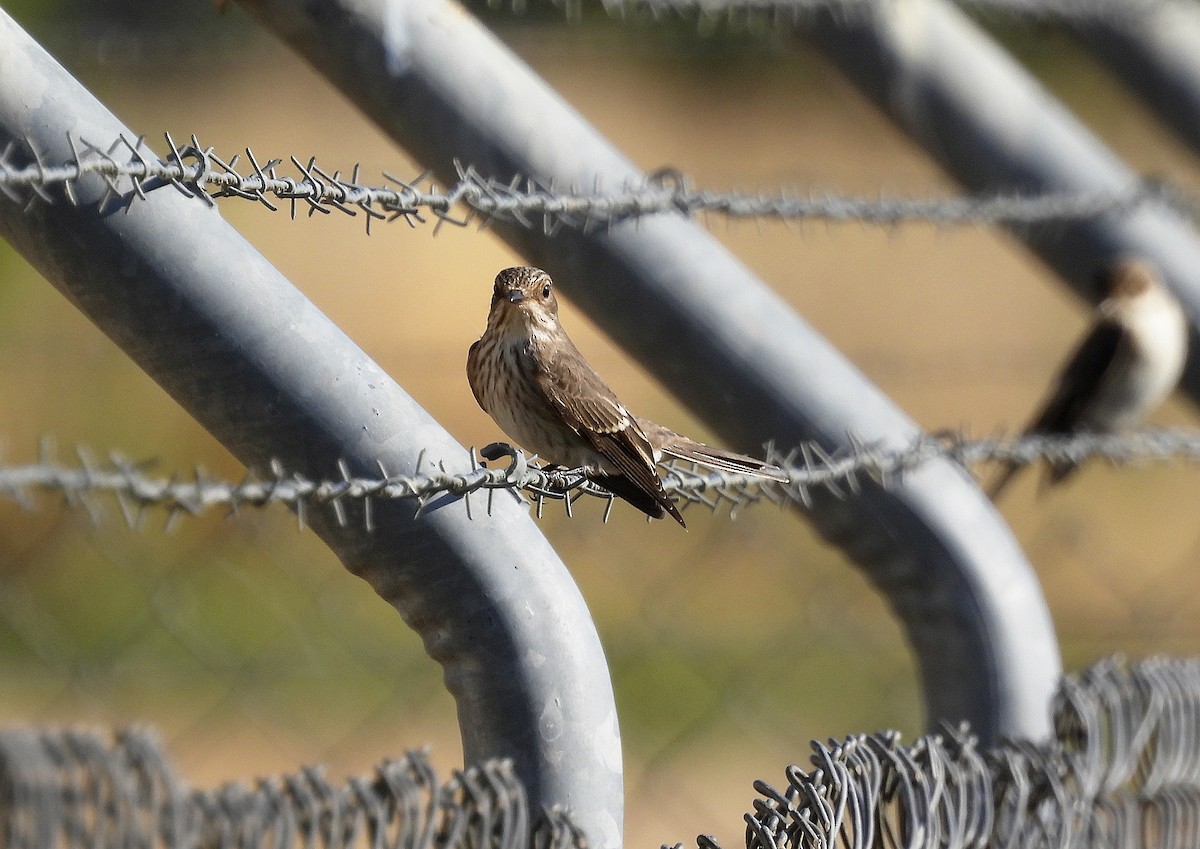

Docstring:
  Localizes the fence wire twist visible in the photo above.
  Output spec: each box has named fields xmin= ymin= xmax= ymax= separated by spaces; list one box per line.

xmin=3 ymin=656 xmax=1198 ymax=849
xmin=1 ymin=430 xmax=1198 ymax=529
xmin=0 ymin=731 xmax=585 ymax=849
xmin=0 ymin=134 xmax=1195 ymax=235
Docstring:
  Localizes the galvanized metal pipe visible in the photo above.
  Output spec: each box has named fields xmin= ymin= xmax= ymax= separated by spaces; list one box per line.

xmin=237 ymin=0 xmax=1063 ymax=744
xmin=0 ymin=10 xmax=623 ymax=847
xmin=807 ymin=0 xmax=1200 ymax=397
xmin=1075 ymin=2 xmax=1200 ymax=158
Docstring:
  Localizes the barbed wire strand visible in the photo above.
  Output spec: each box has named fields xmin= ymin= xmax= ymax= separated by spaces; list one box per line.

xmin=3 ymin=429 xmax=1200 ymax=529
xmin=4 ymin=656 xmax=1199 ymax=849
xmin=501 ymin=0 xmax=1180 ymax=27
xmin=0 ymin=134 xmax=1196 ymax=235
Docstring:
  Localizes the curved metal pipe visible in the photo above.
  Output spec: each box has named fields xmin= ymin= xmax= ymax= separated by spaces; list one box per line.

xmin=807 ymin=0 xmax=1200 ymax=399
xmin=0 ymin=11 xmax=623 ymax=848
xmin=1076 ymin=2 xmax=1200 ymax=159
xmin=237 ymin=0 xmax=1063 ymax=744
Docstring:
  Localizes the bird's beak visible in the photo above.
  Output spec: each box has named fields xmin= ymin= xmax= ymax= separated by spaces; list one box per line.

xmin=505 ymin=290 xmax=526 ymax=304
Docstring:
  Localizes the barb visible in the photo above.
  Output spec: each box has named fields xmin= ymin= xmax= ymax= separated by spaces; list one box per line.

xmin=0 ymin=729 xmax=585 ymax=849
xmin=0 ymin=133 xmax=1196 ymax=233
xmin=2 ymin=429 xmax=1200 ymax=528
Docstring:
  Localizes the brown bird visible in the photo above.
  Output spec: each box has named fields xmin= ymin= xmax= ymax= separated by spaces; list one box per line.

xmin=988 ymin=258 xmax=1189 ymax=499
xmin=467 ymin=266 xmax=786 ymax=527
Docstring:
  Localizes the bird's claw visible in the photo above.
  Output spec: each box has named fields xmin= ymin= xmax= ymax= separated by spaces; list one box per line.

xmin=528 ymin=465 xmax=599 ymax=501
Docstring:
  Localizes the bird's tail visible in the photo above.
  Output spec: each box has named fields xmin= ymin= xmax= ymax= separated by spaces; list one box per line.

xmin=591 ymin=473 xmax=686 ymax=528
xmin=986 ymin=462 xmax=1020 ymax=500
xmin=659 ymin=442 xmax=790 ymax=481
xmin=987 ymin=459 xmax=1077 ymax=501
xmin=638 ymin=418 xmax=789 ymax=482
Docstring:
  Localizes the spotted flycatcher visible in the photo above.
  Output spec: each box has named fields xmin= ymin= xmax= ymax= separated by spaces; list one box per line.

xmin=989 ymin=258 xmax=1188 ymax=498
xmin=467 ymin=266 xmax=785 ymax=526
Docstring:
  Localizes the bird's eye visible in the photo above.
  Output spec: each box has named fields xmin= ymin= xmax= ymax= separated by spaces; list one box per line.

xmin=541 ymin=283 xmax=552 ymax=298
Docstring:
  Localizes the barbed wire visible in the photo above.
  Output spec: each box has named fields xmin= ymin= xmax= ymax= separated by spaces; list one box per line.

xmin=489 ymin=0 xmax=1182 ymax=28
xmin=0 ymin=133 xmax=1194 ymax=235
xmin=3 ymin=429 xmax=1200 ymax=529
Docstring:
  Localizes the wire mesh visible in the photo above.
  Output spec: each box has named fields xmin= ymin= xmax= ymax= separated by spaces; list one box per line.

xmin=5 ymin=656 xmax=1200 ymax=849
xmin=734 ymin=656 xmax=1200 ymax=849
xmin=0 ymin=729 xmax=585 ymax=849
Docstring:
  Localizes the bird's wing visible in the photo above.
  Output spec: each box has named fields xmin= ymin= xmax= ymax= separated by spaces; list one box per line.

xmin=530 ymin=336 xmax=685 ymax=526
xmin=637 ymin=417 xmax=788 ymax=482
xmin=466 ymin=339 xmax=487 ymax=409
xmin=989 ymin=317 xmax=1128 ymax=499
xmin=1028 ymin=317 xmax=1128 ymax=434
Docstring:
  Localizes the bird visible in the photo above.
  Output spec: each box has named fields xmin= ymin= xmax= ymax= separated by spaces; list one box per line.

xmin=988 ymin=258 xmax=1189 ymax=499
xmin=467 ymin=266 xmax=787 ymax=527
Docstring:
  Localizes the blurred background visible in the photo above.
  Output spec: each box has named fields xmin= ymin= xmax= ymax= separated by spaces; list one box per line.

xmin=2 ymin=1 xmax=1200 ymax=847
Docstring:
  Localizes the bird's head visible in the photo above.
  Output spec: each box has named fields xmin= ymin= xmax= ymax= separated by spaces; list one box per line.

xmin=488 ymin=266 xmax=561 ymax=332
xmin=1096 ymin=257 xmax=1157 ymax=301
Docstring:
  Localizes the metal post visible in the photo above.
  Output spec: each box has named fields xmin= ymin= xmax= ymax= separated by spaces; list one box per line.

xmin=806 ymin=0 xmax=1200 ymax=398
xmin=1075 ymin=3 xmax=1200 ymax=157
xmin=236 ymin=0 xmax=1063 ymax=743
xmin=0 ymin=11 xmax=623 ymax=847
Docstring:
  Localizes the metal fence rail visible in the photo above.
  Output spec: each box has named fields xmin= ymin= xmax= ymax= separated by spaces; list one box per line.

xmin=0 ymin=9 xmax=621 ymax=848
xmin=1078 ymin=6 xmax=1200 ymax=169
xmin=237 ymin=0 xmax=1060 ymax=749
xmin=5 ymin=0 xmax=1200 ymax=847
xmin=805 ymin=0 xmax=1200 ymax=402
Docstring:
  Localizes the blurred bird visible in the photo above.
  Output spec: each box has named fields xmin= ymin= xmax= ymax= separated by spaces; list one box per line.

xmin=988 ymin=258 xmax=1188 ymax=499
xmin=467 ymin=266 xmax=786 ymax=527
